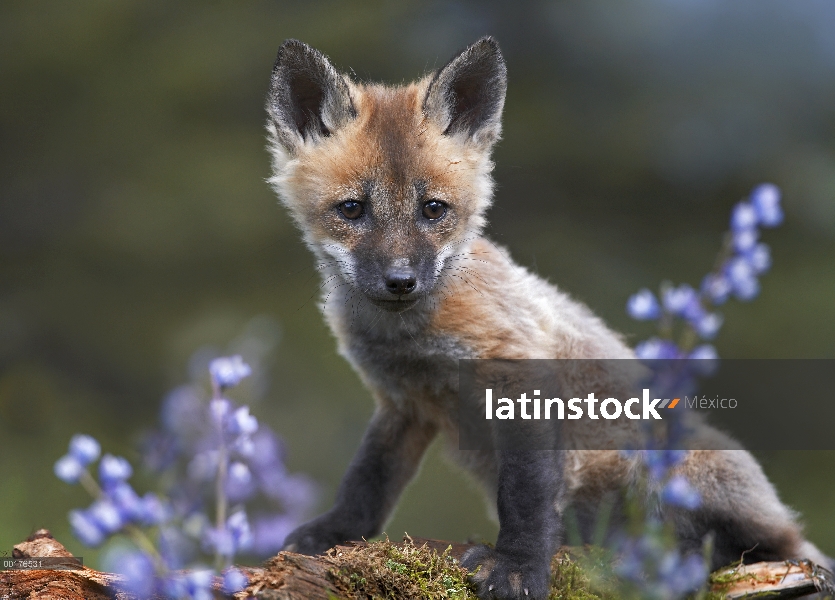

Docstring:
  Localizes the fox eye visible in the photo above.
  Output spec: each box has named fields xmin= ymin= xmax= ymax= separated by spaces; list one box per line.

xmin=422 ymin=200 xmax=447 ymax=221
xmin=338 ymin=200 xmax=364 ymax=220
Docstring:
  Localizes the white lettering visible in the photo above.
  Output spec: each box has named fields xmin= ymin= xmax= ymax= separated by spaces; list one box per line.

xmin=600 ymin=397 xmax=622 ymax=419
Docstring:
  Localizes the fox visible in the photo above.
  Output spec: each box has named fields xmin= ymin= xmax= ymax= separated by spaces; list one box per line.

xmin=264 ymin=37 xmax=831 ymax=599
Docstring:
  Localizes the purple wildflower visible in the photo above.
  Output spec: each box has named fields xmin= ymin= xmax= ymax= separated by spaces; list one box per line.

xmin=69 ymin=434 xmax=101 ymax=465
xmin=99 ymin=454 xmax=133 ymax=488
xmin=730 ymin=201 xmax=758 ymax=231
xmin=701 ymin=273 xmax=732 ymax=305
xmin=69 ymin=508 xmax=105 ymax=547
xmin=253 ymin=514 xmax=297 ymax=555
xmin=109 ymin=482 xmax=144 ymax=522
xmin=54 ymin=454 xmax=85 ymax=484
xmin=750 ymin=183 xmax=783 ymax=227
xmin=228 ymin=406 xmax=258 ymax=436
xmin=732 ymin=227 xmax=758 ymax=253
xmin=688 ymin=344 xmax=720 ymax=376
xmin=725 ymin=256 xmax=760 ymax=301
xmin=627 ymin=289 xmax=661 ymax=320
xmin=693 ymin=312 xmax=723 ymax=340
xmin=102 ymin=547 xmax=157 ymax=599
xmin=141 ymin=492 xmax=171 ymax=526
xmin=662 ymin=475 xmax=701 ymax=509
xmin=662 ymin=284 xmax=697 ymax=316
xmin=88 ymin=498 xmax=124 ymax=533
xmin=226 ymin=462 xmax=256 ymax=503
xmin=222 ymin=567 xmax=249 ymax=594
xmin=635 ymin=338 xmax=681 ymax=360
xmin=746 ymin=243 xmax=771 ymax=274
xmin=227 ymin=509 xmax=253 ymax=552
xmin=209 ymin=355 xmax=252 ymax=389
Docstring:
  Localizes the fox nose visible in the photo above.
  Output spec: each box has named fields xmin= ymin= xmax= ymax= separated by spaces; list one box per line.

xmin=385 ymin=268 xmax=417 ymax=295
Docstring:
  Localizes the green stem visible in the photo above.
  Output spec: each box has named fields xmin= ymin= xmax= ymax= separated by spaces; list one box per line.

xmin=212 ymin=381 xmax=230 ymax=571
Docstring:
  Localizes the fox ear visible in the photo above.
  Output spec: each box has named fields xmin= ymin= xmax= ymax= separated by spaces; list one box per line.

xmin=267 ymin=40 xmax=356 ymax=152
xmin=423 ymin=37 xmax=507 ymax=148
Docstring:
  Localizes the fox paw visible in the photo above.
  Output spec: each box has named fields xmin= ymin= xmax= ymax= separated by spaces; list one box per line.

xmin=461 ymin=544 xmax=550 ymax=600
xmin=281 ymin=518 xmax=345 ymax=555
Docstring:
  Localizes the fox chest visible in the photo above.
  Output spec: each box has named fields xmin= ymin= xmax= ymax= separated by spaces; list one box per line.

xmin=341 ymin=326 xmax=473 ymax=416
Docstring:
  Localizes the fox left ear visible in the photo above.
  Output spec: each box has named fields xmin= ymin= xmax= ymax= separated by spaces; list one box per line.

xmin=423 ymin=37 xmax=507 ymax=148
xmin=267 ymin=40 xmax=356 ymax=152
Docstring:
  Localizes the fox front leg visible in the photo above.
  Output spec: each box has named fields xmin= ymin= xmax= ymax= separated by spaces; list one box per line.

xmin=462 ymin=450 xmax=564 ymax=600
xmin=282 ymin=405 xmax=437 ymax=555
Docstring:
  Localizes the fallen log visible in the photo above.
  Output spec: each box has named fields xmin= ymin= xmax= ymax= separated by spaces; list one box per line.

xmin=2 ymin=530 xmax=832 ymax=599
xmin=709 ymin=559 xmax=835 ymax=599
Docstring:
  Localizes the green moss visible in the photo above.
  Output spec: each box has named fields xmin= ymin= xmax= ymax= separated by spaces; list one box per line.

xmin=326 ymin=536 xmax=477 ymax=599
xmin=324 ymin=538 xmax=613 ymax=600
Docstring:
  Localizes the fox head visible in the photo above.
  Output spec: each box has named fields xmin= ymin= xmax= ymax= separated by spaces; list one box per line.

xmin=266 ymin=38 xmax=506 ymax=312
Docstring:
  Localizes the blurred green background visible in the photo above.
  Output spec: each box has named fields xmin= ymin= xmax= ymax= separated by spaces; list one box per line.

xmin=2 ymin=0 xmax=834 ymax=564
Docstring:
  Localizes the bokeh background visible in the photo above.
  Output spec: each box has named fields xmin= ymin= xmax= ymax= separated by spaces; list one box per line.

xmin=2 ymin=0 xmax=834 ymax=564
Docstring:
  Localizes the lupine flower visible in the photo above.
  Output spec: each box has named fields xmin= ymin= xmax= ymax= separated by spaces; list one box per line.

xmin=750 ymin=183 xmax=783 ymax=227
xmin=102 ymin=546 xmax=156 ymax=599
xmin=227 ymin=509 xmax=253 ymax=552
xmin=69 ymin=434 xmax=101 ymax=465
xmin=635 ymin=338 xmax=681 ymax=360
xmin=141 ymin=492 xmax=171 ymax=525
xmin=58 ymin=346 xmax=316 ymax=591
xmin=730 ymin=201 xmax=758 ymax=231
xmin=69 ymin=508 xmax=105 ymax=546
xmin=626 ymin=288 xmax=661 ymax=320
xmin=693 ymin=312 xmax=723 ymax=340
xmin=226 ymin=462 xmax=255 ymax=502
xmin=667 ymin=554 xmax=709 ymax=596
xmin=252 ymin=514 xmax=297 ymax=555
xmin=747 ymin=243 xmax=771 ymax=274
xmin=662 ymin=284 xmax=697 ymax=315
xmin=54 ymin=454 xmax=85 ymax=483
xmin=158 ymin=526 xmax=195 ymax=570
xmin=209 ymin=355 xmax=252 ymax=389
xmin=725 ymin=256 xmax=760 ymax=300
xmin=99 ymin=454 xmax=133 ymax=487
xmin=662 ymin=475 xmax=701 ymax=509
xmin=88 ymin=498 xmax=124 ymax=533
xmin=688 ymin=345 xmax=719 ymax=377
xmin=619 ymin=185 xmax=783 ymax=599
xmin=109 ymin=482 xmax=144 ymax=522
xmin=701 ymin=273 xmax=732 ymax=305
xmin=203 ymin=526 xmax=235 ymax=557
xmin=229 ymin=406 xmax=258 ymax=436
xmin=222 ymin=567 xmax=249 ymax=594
xmin=732 ymin=227 xmax=758 ymax=253
xmin=165 ymin=568 xmax=214 ymax=600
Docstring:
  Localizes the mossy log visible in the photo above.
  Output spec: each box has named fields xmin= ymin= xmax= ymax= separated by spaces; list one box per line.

xmin=1 ymin=530 xmax=832 ymax=599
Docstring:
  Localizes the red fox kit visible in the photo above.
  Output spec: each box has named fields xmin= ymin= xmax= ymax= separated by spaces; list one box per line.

xmin=265 ymin=37 xmax=830 ymax=599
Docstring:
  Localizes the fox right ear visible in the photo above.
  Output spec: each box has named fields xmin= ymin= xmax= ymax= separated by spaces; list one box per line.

xmin=423 ymin=37 xmax=507 ymax=148
xmin=267 ymin=40 xmax=356 ymax=152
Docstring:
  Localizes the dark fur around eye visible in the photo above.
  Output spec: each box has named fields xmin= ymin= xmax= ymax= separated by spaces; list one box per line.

xmin=338 ymin=200 xmax=364 ymax=220
xmin=422 ymin=200 xmax=447 ymax=221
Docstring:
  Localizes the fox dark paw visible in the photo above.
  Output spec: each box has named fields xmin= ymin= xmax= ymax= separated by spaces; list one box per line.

xmin=280 ymin=518 xmax=346 ymax=555
xmin=461 ymin=544 xmax=550 ymax=600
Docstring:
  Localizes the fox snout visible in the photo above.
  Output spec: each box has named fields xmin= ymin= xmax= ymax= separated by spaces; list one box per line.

xmin=384 ymin=266 xmax=417 ymax=296
xmin=355 ymin=252 xmax=435 ymax=311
